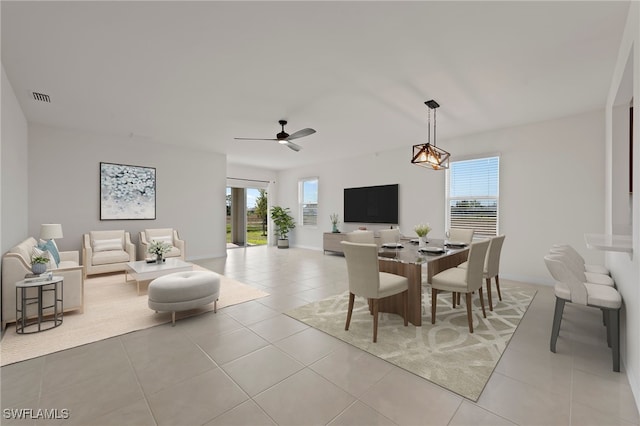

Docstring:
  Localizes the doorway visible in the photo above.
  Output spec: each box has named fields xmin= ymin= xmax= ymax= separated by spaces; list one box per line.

xmin=226 ymin=187 xmax=268 ymax=248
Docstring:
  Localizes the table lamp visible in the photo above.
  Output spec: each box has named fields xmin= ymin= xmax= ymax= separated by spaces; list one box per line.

xmin=40 ymin=223 xmax=63 ymax=242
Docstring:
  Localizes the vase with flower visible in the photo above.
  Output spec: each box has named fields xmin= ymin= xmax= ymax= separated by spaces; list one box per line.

xmin=414 ymin=223 xmax=432 ymax=247
xmin=148 ymin=240 xmax=172 ymax=263
xmin=330 ymin=213 xmax=340 ymax=233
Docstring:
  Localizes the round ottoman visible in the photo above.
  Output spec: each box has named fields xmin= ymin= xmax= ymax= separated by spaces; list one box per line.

xmin=148 ymin=270 xmax=220 ymax=325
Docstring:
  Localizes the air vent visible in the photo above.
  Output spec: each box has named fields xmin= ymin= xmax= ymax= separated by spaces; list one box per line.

xmin=32 ymin=92 xmax=51 ymax=103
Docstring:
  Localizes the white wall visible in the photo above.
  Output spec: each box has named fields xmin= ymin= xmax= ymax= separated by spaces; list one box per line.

xmin=605 ymin=0 xmax=640 ymax=411
xmin=1 ymin=65 xmax=29 ymax=254
xmin=28 ymin=124 xmax=228 ymax=260
xmin=276 ymin=109 xmax=606 ymax=285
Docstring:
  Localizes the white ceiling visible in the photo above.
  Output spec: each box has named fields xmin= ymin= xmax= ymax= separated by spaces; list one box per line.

xmin=1 ymin=1 xmax=630 ymax=171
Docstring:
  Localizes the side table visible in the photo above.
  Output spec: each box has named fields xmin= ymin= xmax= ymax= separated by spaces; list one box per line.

xmin=15 ymin=275 xmax=64 ymax=334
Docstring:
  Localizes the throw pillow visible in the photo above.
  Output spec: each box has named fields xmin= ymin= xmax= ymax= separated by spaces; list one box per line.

xmin=38 ymin=240 xmax=60 ymax=265
xmin=92 ymin=238 xmax=123 ymax=252
xmin=32 ymin=246 xmax=57 ymax=269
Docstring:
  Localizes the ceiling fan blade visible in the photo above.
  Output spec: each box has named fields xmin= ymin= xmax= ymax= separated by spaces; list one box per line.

xmin=286 ymin=128 xmax=316 ymax=140
xmin=282 ymin=141 xmax=302 ymax=152
xmin=234 ymin=137 xmax=278 ymax=141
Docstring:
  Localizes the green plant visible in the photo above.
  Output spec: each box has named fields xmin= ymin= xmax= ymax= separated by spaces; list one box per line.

xmin=414 ymin=223 xmax=432 ymax=237
xmin=148 ymin=240 xmax=172 ymax=256
xmin=31 ymin=255 xmax=49 ymax=264
xmin=270 ymin=206 xmax=296 ymax=239
xmin=330 ymin=213 xmax=339 ymax=225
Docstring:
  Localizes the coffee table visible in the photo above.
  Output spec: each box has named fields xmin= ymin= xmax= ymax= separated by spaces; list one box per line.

xmin=125 ymin=258 xmax=193 ymax=295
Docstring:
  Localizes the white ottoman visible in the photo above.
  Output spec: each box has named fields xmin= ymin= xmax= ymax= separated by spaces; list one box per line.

xmin=148 ymin=270 xmax=220 ymax=325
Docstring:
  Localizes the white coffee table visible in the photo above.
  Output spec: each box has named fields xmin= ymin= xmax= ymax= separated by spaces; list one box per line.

xmin=125 ymin=258 xmax=193 ymax=295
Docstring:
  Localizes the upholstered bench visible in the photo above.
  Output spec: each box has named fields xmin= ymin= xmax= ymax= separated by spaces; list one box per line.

xmin=148 ymin=270 xmax=220 ymax=325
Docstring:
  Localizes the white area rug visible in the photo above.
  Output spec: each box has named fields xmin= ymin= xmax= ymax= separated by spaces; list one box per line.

xmin=1 ymin=267 xmax=268 ymax=366
xmin=287 ymin=283 xmax=535 ymax=401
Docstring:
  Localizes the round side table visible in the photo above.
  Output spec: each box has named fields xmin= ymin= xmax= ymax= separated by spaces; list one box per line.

xmin=15 ymin=275 xmax=64 ymax=334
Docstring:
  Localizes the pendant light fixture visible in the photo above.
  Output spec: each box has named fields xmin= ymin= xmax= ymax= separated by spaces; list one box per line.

xmin=411 ymin=99 xmax=450 ymax=170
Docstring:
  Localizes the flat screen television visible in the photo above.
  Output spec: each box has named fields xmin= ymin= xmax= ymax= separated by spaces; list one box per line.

xmin=344 ymin=184 xmax=399 ymax=224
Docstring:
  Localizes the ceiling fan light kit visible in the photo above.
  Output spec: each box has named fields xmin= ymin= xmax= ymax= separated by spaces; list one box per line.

xmin=235 ymin=120 xmax=316 ymax=152
xmin=411 ymin=99 xmax=450 ymax=170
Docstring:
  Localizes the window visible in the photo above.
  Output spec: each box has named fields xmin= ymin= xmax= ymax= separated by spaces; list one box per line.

xmin=299 ymin=177 xmax=318 ymax=226
xmin=446 ymin=156 xmax=499 ymax=238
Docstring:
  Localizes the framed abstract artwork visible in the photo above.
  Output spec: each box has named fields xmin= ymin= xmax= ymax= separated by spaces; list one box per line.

xmin=100 ymin=162 xmax=156 ymax=220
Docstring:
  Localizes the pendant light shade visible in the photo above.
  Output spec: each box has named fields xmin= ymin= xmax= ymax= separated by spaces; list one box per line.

xmin=411 ymin=100 xmax=450 ymax=170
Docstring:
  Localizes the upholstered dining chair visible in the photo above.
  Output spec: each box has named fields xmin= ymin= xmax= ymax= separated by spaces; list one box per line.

xmin=377 ymin=228 xmax=400 ymax=246
xmin=458 ymin=235 xmax=506 ymax=311
xmin=544 ymin=254 xmax=622 ymax=372
xmin=548 ymin=248 xmax=614 ymax=287
xmin=341 ymin=241 xmax=409 ymax=342
xmin=345 ymin=230 xmax=375 ymax=244
xmin=448 ymin=228 xmax=475 ymax=244
xmin=552 ymin=243 xmax=610 ymax=276
xmin=430 ymin=239 xmax=490 ymax=333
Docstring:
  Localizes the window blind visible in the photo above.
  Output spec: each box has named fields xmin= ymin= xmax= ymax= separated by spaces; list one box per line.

xmin=446 ymin=156 xmax=499 ymax=237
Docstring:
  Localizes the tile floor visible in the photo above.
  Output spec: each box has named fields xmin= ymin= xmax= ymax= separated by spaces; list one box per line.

xmin=1 ymin=246 xmax=638 ymax=426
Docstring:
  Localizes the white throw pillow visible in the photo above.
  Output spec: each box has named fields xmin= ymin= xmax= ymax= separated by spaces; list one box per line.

xmin=151 ymin=235 xmax=173 ymax=246
xmin=93 ymin=238 xmax=123 ymax=252
xmin=32 ymin=246 xmax=57 ymax=269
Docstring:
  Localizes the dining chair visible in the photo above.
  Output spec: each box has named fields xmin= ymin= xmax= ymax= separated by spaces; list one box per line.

xmin=548 ymin=248 xmax=614 ymax=287
xmin=341 ymin=241 xmax=409 ymax=342
xmin=345 ymin=230 xmax=375 ymax=244
xmin=377 ymin=228 xmax=400 ymax=245
xmin=543 ymin=254 xmax=622 ymax=372
xmin=458 ymin=235 xmax=505 ymax=311
xmin=551 ymin=243 xmax=611 ymax=276
xmin=431 ymin=239 xmax=490 ymax=333
xmin=448 ymin=228 xmax=475 ymax=244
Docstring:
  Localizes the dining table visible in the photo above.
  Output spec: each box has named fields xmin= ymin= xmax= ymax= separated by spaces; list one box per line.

xmin=376 ymin=238 xmax=470 ymax=326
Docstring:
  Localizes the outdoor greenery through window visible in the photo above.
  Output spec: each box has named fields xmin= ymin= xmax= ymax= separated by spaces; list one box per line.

xmin=300 ymin=177 xmax=318 ymax=226
xmin=446 ymin=156 xmax=499 ymax=238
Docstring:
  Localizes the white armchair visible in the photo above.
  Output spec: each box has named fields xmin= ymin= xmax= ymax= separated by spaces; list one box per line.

xmin=2 ymin=237 xmax=84 ymax=329
xmin=138 ymin=228 xmax=185 ymax=260
xmin=83 ymin=230 xmax=135 ymax=277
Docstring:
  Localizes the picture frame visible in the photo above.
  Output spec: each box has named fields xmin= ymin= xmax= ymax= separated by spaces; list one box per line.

xmin=100 ymin=162 xmax=156 ymax=220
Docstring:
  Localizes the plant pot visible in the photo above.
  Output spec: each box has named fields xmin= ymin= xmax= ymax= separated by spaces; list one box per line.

xmin=156 ymin=254 xmax=164 ymax=264
xmin=419 ymin=236 xmax=429 ymax=247
xmin=332 ymin=224 xmax=339 ymax=233
xmin=31 ymin=263 xmax=47 ymax=275
xmin=277 ymin=238 xmax=289 ymax=249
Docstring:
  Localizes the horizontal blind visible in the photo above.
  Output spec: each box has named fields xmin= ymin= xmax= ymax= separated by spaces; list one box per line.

xmin=300 ymin=178 xmax=319 ymax=226
xmin=447 ymin=157 xmax=499 ymax=237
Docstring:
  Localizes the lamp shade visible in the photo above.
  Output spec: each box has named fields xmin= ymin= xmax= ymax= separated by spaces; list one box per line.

xmin=40 ymin=223 xmax=63 ymax=240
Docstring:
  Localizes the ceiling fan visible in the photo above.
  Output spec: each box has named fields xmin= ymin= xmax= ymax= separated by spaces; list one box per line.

xmin=234 ymin=120 xmax=316 ymax=152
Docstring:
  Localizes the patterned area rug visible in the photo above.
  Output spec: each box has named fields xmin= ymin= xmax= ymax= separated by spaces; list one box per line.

xmin=287 ymin=283 xmax=536 ymax=401
xmin=1 ymin=267 xmax=268 ymax=366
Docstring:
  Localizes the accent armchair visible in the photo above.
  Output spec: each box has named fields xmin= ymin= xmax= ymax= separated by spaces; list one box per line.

xmin=82 ymin=230 xmax=135 ymax=277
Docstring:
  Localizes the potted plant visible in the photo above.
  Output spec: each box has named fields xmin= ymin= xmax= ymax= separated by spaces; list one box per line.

xmin=414 ymin=223 xmax=432 ymax=247
xmin=31 ymin=255 xmax=49 ymax=274
xmin=330 ymin=213 xmax=340 ymax=233
xmin=270 ymin=206 xmax=296 ymax=249
xmin=148 ymin=240 xmax=172 ymax=263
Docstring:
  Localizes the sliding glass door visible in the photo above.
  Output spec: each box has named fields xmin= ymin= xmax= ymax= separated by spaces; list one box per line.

xmin=226 ymin=187 xmax=268 ymax=248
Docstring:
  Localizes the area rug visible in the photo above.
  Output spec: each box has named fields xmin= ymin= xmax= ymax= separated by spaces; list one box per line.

xmin=0 ymin=266 xmax=268 ymax=366
xmin=286 ymin=283 xmax=535 ymax=401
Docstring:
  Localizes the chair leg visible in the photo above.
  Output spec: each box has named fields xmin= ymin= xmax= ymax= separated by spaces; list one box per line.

xmin=452 ymin=292 xmax=456 ymax=308
xmin=550 ymin=297 xmax=565 ymax=353
xmin=495 ymin=275 xmax=502 ymax=301
xmin=478 ymin=287 xmax=486 ymax=318
xmin=603 ymin=309 xmax=608 ymax=326
xmin=345 ymin=292 xmax=355 ymax=331
xmin=605 ymin=309 xmax=612 ymax=347
xmin=608 ymin=308 xmax=620 ymax=372
xmin=486 ymin=278 xmax=493 ymax=311
xmin=372 ymin=299 xmax=379 ymax=343
xmin=431 ymin=287 xmax=438 ymax=324
xmin=403 ymin=290 xmax=408 ymax=327
xmin=465 ymin=293 xmax=473 ymax=333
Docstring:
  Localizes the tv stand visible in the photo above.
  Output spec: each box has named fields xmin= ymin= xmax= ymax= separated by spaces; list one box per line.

xmin=323 ymin=233 xmax=347 ymax=254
